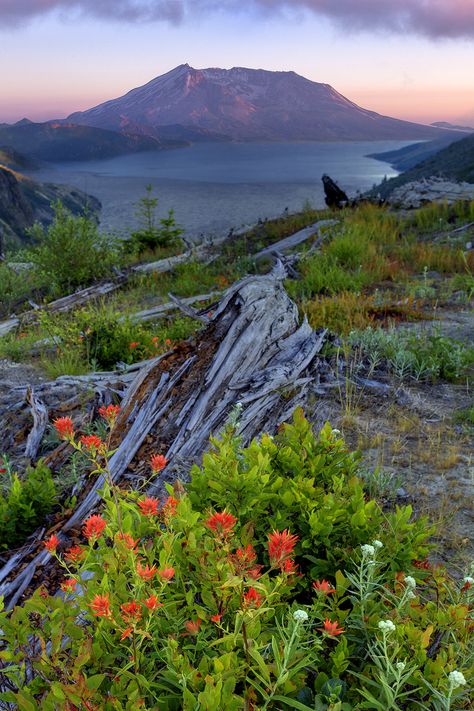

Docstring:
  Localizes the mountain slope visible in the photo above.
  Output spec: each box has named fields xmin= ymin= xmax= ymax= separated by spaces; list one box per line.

xmin=68 ymin=64 xmax=449 ymax=142
xmin=368 ymin=133 xmax=474 ymax=198
xmin=0 ymin=121 xmax=168 ymax=163
xmin=367 ymin=134 xmax=466 ymax=172
xmin=0 ymin=164 xmax=100 ymax=247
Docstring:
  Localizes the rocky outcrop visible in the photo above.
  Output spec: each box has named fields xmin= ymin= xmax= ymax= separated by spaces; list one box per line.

xmin=0 ymin=165 xmax=101 ymax=247
xmin=386 ymin=177 xmax=474 ymax=208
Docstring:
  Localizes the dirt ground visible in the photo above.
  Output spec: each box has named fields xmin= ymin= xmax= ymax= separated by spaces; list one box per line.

xmin=310 ymin=305 xmax=474 ymax=574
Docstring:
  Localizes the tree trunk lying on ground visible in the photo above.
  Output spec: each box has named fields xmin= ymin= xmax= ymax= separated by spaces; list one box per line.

xmin=0 ymin=263 xmax=335 ymax=609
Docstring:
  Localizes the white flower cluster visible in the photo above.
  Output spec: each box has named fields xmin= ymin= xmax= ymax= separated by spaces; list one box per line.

xmin=372 ymin=539 xmax=383 ymax=549
xmin=361 ymin=544 xmax=375 ymax=557
xmin=396 ymin=661 xmax=406 ymax=672
xmin=293 ymin=609 xmax=308 ymax=622
xmin=448 ymin=670 xmax=466 ymax=689
xmin=378 ymin=619 xmax=396 ymax=633
xmin=404 ymin=575 xmax=416 ymax=589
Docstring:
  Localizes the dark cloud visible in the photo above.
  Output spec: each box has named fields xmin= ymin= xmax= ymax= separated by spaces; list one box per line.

xmin=2 ymin=0 xmax=474 ymax=39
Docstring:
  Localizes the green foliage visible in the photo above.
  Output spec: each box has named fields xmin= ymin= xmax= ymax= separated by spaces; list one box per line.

xmin=38 ymin=304 xmax=199 ymax=373
xmin=26 ymin=202 xmax=120 ymax=295
xmin=0 ymin=263 xmax=45 ymax=318
xmin=0 ymin=412 xmax=471 ymax=710
xmin=349 ymin=326 xmax=474 ymax=382
xmin=127 ymin=185 xmax=184 ymax=255
xmin=0 ymin=459 xmax=56 ymax=548
xmin=189 ymin=410 xmax=431 ymax=577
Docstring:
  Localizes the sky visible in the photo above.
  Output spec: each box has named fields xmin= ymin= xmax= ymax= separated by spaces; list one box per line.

xmin=1 ymin=0 xmax=473 ymax=126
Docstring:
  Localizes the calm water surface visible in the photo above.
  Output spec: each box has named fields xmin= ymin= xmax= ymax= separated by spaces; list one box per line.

xmin=32 ymin=141 xmax=413 ymax=239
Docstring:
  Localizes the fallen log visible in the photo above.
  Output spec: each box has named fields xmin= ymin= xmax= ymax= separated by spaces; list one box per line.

xmin=0 ymin=263 xmax=331 ymax=607
xmin=253 ymin=219 xmax=338 ymax=259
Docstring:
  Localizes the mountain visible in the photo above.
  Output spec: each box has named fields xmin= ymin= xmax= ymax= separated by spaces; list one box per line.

xmin=367 ymin=133 xmax=470 ymax=173
xmin=0 ymin=121 xmax=173 ymax=163
xmin=431 ymin=121 xmax=474 ymax=132
xmin=68 ymin=64 xmax=451 ymax=142
xmin=368 ymin=132 xmax=474 ymax=199
xmin=0 ymin=163 xmax=100 ymax=247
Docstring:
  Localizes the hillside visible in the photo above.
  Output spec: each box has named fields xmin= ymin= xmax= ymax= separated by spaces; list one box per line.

xmin=68 ymin=63 xmax=450 ymax=142
xmin=370 ymin=132 xmax=474 ymax=198
xmin=0 ymin=164 xmax=100 ymax=247
xmin=0 ymin=121 xmax=171 ymax=163
xmin=367 ymin=133 xmax=466 ymax=172
xmin=0 ymin=200 xmax=473 ymax=707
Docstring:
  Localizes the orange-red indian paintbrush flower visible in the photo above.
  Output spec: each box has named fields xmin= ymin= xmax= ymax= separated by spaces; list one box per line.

xmin=89 ymin=593 xmax=112 ymax=618
xmin=98 ymin=404 xmax=120 ymax=423
xmin=64 ymin=545 xmax=85 ymax=564
xmin=162 ymin=495 xmax=178 ymax=518
xmin=61 ymin=578 xmax=77 ymax=593
xmin=53 ymin=417 xmax=74 ymax=440
xmin=313 ymin=579 xmax=336 ymax=595
xmin=267 ymin=529 xmax=298 ymax=568
xmin=150 ymin=454 xmax=168 ymax=473
xmin=320 ymin=618 xmax=344 ymax=636
xmin=120 ymin=600 xmax=142 ymax=623
xmin=158 ymin=567 xmax=175 ymax=581
xmin=117 ymin=532 xmax=139 ymax=551
xmin=243 ymin=587 xmax=262 ymax=607
xmin=83 ymin=514 xmax=107 ymax=540
xmin=138 ymin=496 xmax=160 ymax=516
xmin=205 ymin=510 xmax=237 ymax=536
xmin=144 ymin=595 xmax=163 ymax=610
xmin=184 ymin=619 xmax=201 ymax=634
xmin=136 ymin=561 xmax=157 ymax=581
xmin=44 ymin=534 xmax=60 ymax=552
xmin=80 ymin=434 xmax=104 ymax=451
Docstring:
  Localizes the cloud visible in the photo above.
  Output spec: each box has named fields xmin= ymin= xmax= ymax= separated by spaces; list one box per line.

xmin=2 ymin=0 xmax=474 ymax=39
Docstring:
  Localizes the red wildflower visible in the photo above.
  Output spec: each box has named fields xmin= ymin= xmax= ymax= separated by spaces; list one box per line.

xmin=267 ymin=529 xmax=299 ymax=569
xmin=162 ymin=495 xmax=178 ymax=518
xmin=44 ymin=534 xmax=60 ymax=552
xmin=282 ymin=558 xmax=298 ymax=575
xmin=144 ymin=595 xmax=163 ymax=610
xmin=150 ymin=454 xmax=167 ymax=473
xmin=53 ymin=416 xmax=74 ymax=440
xmin=83 ymin=514 xmax=107 ymax=540
xmin=413 ymin=559 xmax=431 ymax=570
xmin=117 ymin=532 xmax=139 ymax=551
xmin=313 ymin=579 xmax=336 ymax=595
xmin=243 ymin=587 xmax=262 ymax=608
xmin=98 ymin=404 xmax=120 ymax=424
xmin=158 ymin=567 xmax=175 ymax=581
xmin=152 ymin=336 xmax=159 ymax=343
xmin=320 ymin=618 xmax=344 ymax=636
xmin=80 ymin=434 xmax=104 ymax=452
xmin=138 ymin=496 xmax=159 ymax=516
xmin=61 ymin=578 xmax=77 ymax=593
xmin=129 ymin=342 xmax=140 ymax=349
xmin=205 ymin=510 xmax=237 ymax=536
xmin=120 ymin=626 xmax=133 ymax=640
xmin=64 ymin=545 xmax=86 ymax=564
xmin=89 ymin=593 xmax=112 ymax=618
xmin=120 ymin=601 xmax=142 ymax=623
xmin=211 ymin=614 xmax=222 ymax=623
xmin=247 ymin=566 xmax=263 ymax=580
xmin=236 ymin=544 xmax=257 ymax=565
xmin=136 ymin=561 xmax=157 ymax=581
xmin=184 ymin=619 xmax=201 ymax=635
xmin=165 ymin=338 xmax=172 ymax=347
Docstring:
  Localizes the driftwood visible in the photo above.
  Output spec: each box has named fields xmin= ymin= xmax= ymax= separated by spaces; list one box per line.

xmin=23 ymin=387 xmax=48 ymax=461
xmin=129 ymin=291 xmax=220 ymax=324
xmin=253 ymin=219 xmax=338 ymax=259
xmin=0 ymin=264 xmax=332 ymax=608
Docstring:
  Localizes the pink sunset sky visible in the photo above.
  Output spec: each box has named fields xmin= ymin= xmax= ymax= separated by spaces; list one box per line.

xmin=1 ymin=0 xmax=473 ymax=126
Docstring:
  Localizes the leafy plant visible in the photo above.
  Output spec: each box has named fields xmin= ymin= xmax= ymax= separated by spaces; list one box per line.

xmin=26 ymin=202 xmax=120 ymax=295
xmin=127 ymin=185 xmax=184 ymax=255
xmin=0 ymin=459 xmax=56 ymax=549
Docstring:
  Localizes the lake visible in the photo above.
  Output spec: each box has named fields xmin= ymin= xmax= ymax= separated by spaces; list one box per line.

xmin=31 ymin=141 xmax=413 ymax=239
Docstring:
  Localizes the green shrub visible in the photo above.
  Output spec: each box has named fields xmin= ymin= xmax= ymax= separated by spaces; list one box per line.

xmin=349 ymin=326 xmax=474 ymax=381
xmin=0 ymin=459 xmax=56 ymax=549
xmin=26 ymin=202 xmax=120 ymax=295
xmin=0 ymin=412 xmax=471 ymax=710
xmin=126 ymin=185 xmax=183 ymax=255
